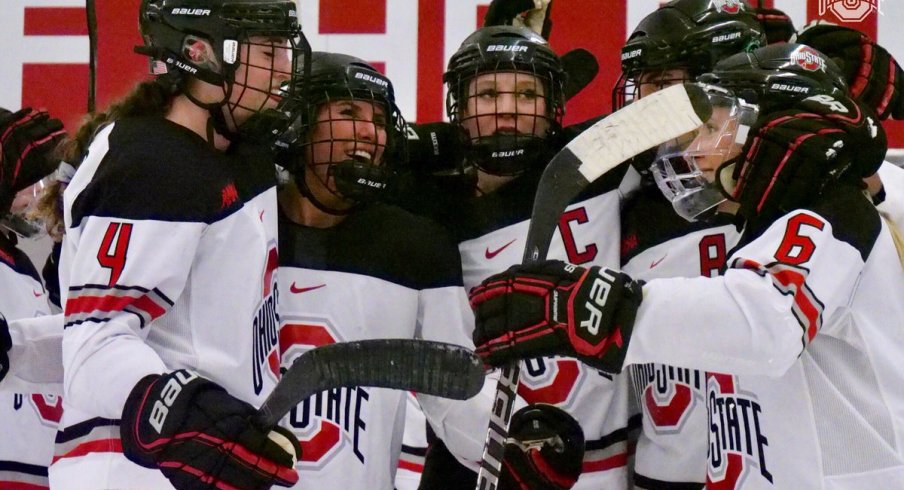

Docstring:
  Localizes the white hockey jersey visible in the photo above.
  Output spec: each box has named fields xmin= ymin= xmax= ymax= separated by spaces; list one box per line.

xmin=620 ymin=188 xmax=741 ymax=488
xmin=448 ymin=166 xmax=634 ymax=488
xmin=0 ymin=235 xmax=56 ymax=489
xmin=276 ymin=203 xmax=475 ymax=490
xmin=50 ymin=117 xmax=281 ymax=489
xmin=624 ymin=185 xmax=904 ymax=489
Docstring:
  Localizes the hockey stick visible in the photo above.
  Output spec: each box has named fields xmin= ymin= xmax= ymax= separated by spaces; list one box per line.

xmin=86 ymin=0 xmax=98 ymax=113
xmin=475 ymin=82 xmax=713 ymax=490
xmin=255 ymin=339 xmax=485 ymax=427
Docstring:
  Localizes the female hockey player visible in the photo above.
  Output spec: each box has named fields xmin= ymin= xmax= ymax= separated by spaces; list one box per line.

xmin=468 ymin=43 xmax=904 ymax=489
xmin=0 ymin=106 xmax=64 ymax=489
xmin=51 ymin=1 xmax=309 ymax=488
xmin=272 ymin=51 xmax=479 ymax=489
xmin=418 ymin=24 xmax=635 ymax=490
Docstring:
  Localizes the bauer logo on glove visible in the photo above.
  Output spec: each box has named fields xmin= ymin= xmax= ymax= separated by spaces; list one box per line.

xmin=469 ymin=260 xmax=644 ymax=373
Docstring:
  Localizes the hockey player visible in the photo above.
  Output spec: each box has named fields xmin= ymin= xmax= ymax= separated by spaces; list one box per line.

xmin=419 ymin=25 xmax=634 ymax=489
xmin=469 ymin=43 xmax=904 ymax=488
xmin=272 ymin=51 xmax=477 ymax=489
xmin=613 ymin=1 xmax=766 ymax=486
xmin=615 ymin=3 xmax=904 ymax=487
xmin=51 ymin=1 xmax=309 ymax=488
xmin=0 ymin=106 xmax=65 ymax=489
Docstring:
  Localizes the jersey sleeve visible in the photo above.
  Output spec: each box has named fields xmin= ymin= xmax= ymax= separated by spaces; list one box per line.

xmin=2 ymin=314 xmax=64 ymax=394
xmin=60 ymin=120 xmax=233 ymax=420
xmin=624 ymin=204 xmax=875 ymax=378
xmin=61 ymin=217 xmax=203 ymax=418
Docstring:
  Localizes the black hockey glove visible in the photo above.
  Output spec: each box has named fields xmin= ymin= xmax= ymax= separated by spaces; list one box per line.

xmin=0 ymin=313 xmax=10 ymax=383
xmin=500 ymin=404 xmax=585 ymax=490
xmin=752 ymin=7 xmax=795 ymax=44
xmin=484 ymin=0 xmax=553 ymax=39
xmin=729 ymin=94 xmax=886 ymax=232
xmin=121 ymin=370 xmax=301 ymax=490
xmin=0 ymin=107 xmax=65 ymax=210
xmin=469 ymin=260 xmax=643 ymax=373
xmin=795 ymin=22 xmax=904 ymax=120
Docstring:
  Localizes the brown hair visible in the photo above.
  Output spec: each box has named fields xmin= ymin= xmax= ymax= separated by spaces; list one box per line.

xmin=36 ymin=79 xmax=177 ymax=240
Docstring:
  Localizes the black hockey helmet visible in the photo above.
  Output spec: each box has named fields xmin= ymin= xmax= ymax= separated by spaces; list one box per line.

xmin=136 ymin=0 xmax=309 ymax=140
xmin=698 ymin=43 xmax=848 ymax=111
xmin=278 ymin=52 xmax=406 ymax=214
xmin=614 ymin=0 xmax=766 ymax=110
xmin=444 ymin=25 xmax=566 ymax=176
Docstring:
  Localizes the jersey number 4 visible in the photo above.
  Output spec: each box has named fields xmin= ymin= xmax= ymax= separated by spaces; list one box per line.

xmin=97 ymin=222 xmax=133 ymax=286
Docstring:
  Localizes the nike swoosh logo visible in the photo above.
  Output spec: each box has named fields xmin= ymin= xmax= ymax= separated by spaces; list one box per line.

xmin=650 ymin=254 xmax=668 ymax=269
xmin=290 ymin=283 xmax=326 ymax=294
xmin=485 ymin=239 xmax=517 ymax=259
xmin=33 ymin=290 xmax=43 ymax=298
xmin=259 ymin=210 xmax=266 ymax=221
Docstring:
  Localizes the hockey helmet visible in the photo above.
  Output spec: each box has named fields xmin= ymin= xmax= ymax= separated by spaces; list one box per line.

xmin=279 ymin=52 xmax=406 ymax=214
xmin=444 ymin=26 xmax=566 ymax=176
xmin=614 ymin=0 xmax=766 ymax=110
xmin=697 ymin=43 xmax=848 ymax=111
xmin=136 ymin=0 xmax=309 ymax=139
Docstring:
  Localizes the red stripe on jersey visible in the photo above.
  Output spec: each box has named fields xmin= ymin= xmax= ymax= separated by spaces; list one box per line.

xmin=397 ymin=460 xmax=424 ymax=473
xmin=768 ymin=267 xmax=821 ymax=342
xmin=64 ymin=293 xmax=166 ymax=320
xmin=582 ymin=452 xmax=628 ymax=472
xmin=51 ymin=438 xmax=123 ymax=463
xmin=0 ymin=483 xmax=48 ymax=490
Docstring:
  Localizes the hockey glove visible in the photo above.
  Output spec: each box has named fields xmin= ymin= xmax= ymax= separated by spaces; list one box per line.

xmin=500 ymin=404 xmax=585 ymax=490
xmin=484 ymin=0 xmax=553 ymax=39
xmin=121 ymin=370 xmax=301 ymax=490
xmin=469 ymin=260 xmax=643 ymax=373
xmin=0 ymin=107 xmax=65 ymax=210
xmin=795 ymin=22 xmax=904 ymax=120
xmin=729 ymin=94 xmax=886 ymax=232
xmin=753 ymin=7 xmax=795 ymax=44
xmin=0 ymin=313 xmax=10 ymax=383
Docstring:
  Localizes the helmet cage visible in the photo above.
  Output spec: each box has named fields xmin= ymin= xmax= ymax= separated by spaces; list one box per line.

xmin=280 ymin=61 xmax=406 ymax=213
xmin=445 ymin=28 xmax=565 ymax=176
xmin=138 ymin=0 xmax=309 ymax=137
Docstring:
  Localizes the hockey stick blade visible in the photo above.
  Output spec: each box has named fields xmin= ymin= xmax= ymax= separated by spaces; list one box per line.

xmin=256 ymin=339 xmax=484 ymax=427
xmin=524 ymin=82 xmax=712 ymax=262
xmin=476 ymin=82 xmax=712 ymax=490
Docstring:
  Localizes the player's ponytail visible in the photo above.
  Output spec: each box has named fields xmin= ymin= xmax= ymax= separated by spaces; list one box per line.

xmin=35 ymin=79 xmax=177 ymax=239
xmin=59 ymin=79 xmax=175 ymax=165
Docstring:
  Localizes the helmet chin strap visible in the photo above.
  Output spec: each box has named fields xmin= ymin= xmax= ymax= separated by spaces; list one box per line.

xmin=294 ymin=169 xmax=357 ymax=216
xmin=181 ymin=78 xmax=243 ymax=144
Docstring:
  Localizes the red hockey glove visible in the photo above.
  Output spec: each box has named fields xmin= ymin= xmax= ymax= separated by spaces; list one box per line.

xmin=795 ymin=22 xmax=904 ymax=120
xmin=469 ymin=260 xmax=643 ymax=373
xmin=729 ymin=94 xmax=885 ymax=232
xmin=121 ymin=370 xmax=301 ymax=490
xmin=0 ymin=107 xmax=65 ymax=210
xmin=0 ymin=313 xmax=10 ymax=383
xmin=753 ymin=7 xmax=795 ymax=44
xmin=500 ymin=404 xmax=585 ymax=490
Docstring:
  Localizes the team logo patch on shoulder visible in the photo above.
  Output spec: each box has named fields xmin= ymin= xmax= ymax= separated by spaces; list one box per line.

xmin=791 ymin=46 xmax=828 ymax=72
